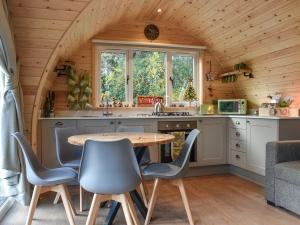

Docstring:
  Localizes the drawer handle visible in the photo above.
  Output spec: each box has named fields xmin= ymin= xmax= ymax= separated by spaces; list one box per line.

xmin=235 ymin=132 xmax=240 ymax=137
xmin=110 ymin=121 xmax=114 ymax=125
xmin=55 ymin=122 xmax=63 ymax=126
xmin=235 ymin=155 xmax=240 ymax=159
xmin=118 ymin=121 xmax=122 ymax=125
xmin=235 ymin=121 xmax=240 ymax=125
xmin=235 ymin=143 xmax=240 ymax=148
xmin=199 ymin=119 xmax=202 ymax=123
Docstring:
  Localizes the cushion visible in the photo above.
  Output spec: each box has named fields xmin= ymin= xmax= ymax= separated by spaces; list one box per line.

xmin=275 ymin=160 xmax=300 ymax=186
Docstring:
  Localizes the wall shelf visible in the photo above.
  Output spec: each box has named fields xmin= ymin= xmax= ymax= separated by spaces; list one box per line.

xmin=219 ymin=69 xmax=253 ymax=78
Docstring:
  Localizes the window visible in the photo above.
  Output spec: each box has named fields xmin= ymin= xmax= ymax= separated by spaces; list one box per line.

xmin=99 ymin=51 xmax=126 ymax=102
xmin=172 ymin=54 xmax=194 ymax=103
xmin=133 ymin=50 xmax=166 ymax=104
xmin=94 ymin=43 xmax=201 ymax=107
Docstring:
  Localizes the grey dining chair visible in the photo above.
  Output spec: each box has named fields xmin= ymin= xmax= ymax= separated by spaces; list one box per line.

xmin=143 ymin=129 xmax=200 ymax=225
xmin=54 ymin=127 xmax=84 ymax=212
xmin=79 ymin=139 xmax=141 ymax=225
xmin=11 ymin=132 xmax=77 ymax=225
xmin=117 ymin=125 xmax=150 ymax=206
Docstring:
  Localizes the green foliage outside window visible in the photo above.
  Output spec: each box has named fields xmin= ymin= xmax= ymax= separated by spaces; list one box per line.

xmin=133 ymin=51 xmax=166 ymax=104
xmin=100 ymin=52 xmax=126 ymax=101
xmin=99 ymin=50 xmax=195 ymax=105
xmin=172 ymin=55 xmax=193 ymax=102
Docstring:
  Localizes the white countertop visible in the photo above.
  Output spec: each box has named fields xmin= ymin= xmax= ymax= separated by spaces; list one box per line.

xmin=39 ymin=114 xmax=300 ymax=120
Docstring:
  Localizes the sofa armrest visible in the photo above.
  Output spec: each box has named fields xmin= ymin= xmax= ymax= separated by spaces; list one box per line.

xmin=265 ymin=141 xmax=300 ymax=203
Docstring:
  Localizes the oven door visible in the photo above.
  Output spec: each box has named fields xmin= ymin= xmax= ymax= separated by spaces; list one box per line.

xmin=160 ymin=130 xmax=197 ymax=163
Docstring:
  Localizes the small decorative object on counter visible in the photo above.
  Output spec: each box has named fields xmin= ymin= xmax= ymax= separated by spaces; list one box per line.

xmin=137 ymin=96 xmax=164 ymax=107
xmin=199 ymin=104 xmax=215 ymax=115
xmin=43 ymin=91 xmax=55 ymax=118
xmin=183 ymin=80 xmax=197 ymax=106
xmin=260 ymin=93 xmax=294 ymax=117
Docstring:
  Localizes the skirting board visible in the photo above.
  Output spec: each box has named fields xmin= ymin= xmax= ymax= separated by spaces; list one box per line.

xmin=184 ymin=164 xmax=265 ymax=187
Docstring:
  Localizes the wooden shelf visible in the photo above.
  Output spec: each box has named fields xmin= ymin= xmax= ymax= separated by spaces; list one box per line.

xmin=219 ymin=69 xmax=252 ymax=77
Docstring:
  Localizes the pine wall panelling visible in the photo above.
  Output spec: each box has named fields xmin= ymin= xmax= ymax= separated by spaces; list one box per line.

xmin=6 ymin=0 xmax=300 ymax=151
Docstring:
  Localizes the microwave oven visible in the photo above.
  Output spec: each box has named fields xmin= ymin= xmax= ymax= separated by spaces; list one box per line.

xmin=218 ymin=99 xmax=247 ymax=114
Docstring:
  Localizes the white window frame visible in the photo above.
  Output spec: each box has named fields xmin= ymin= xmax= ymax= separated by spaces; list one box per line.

xmin=93 ymin=42 xmax=204 ymax=107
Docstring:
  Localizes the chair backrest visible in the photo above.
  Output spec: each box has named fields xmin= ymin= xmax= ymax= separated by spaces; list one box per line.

xmin=172 ymin=129 xmax=200 ymax=175
xmin=79 ymin=139 xmax=141 ymax=194
xmin=11 ymin=132 xmax=45 ymax=184
xmin=117 ymin=125 xmax=145 ymax=133
xmin=55 ymin=127 xmax=83 ymax=166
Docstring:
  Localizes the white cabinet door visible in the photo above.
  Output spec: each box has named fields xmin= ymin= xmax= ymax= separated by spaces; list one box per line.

xmin=116 ymin=119 xmax=159 ymax=162
xmin=197 ymin=118 xmax=227 ymax=165
xmin=77 ymin=119 xmax=115 ymax=133
xmin=246 ymin=119 xmax=278 ymax=175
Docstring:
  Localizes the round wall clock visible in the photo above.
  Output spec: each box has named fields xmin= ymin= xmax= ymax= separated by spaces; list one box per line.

xmin=144 ymin=24 xmax=159 ymax=40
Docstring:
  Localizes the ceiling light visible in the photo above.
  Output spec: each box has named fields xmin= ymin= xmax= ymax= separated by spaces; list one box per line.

xmin=157 ymin=8 xmax=162 ymax=13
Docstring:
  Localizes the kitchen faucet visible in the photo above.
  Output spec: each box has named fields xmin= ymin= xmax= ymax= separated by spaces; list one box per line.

xmin=103 ymin=97 xmax=113 ymax=116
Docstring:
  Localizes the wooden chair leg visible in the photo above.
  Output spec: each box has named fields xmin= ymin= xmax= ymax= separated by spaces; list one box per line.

xmin=64 ymin=185 xmax=77 ymax=217
xmin=139 ymin=182 xmax=148 ymax=207
xmin=125 ymin=192 xmax=140 ymax=225
xmin=144 ymin=178 xmax=160 ymax=225
xmin=119 ymin=194 xmax=134 ymax=225
xmin=177 ymin=179 xmax=194 ymax=225
xmin=53 ymin=193 xmax=60 ymax=204
xmin=25 ymin=185 xmax=41 ymax=225
xmin=59 ymin=184 xmax=76 ymax=225
xmin=86 ymin=194 xmax=102 ymax=225
xmin=79 ymin=185 xmax=84 ymax=212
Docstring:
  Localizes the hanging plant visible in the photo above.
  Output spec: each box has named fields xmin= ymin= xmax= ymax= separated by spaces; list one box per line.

xmin=61 ymin=63 xmax=92 ymax=110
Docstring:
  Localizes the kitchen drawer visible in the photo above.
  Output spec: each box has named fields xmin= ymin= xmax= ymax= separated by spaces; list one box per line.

xmin=230 ymin=139 xmax=246 ymax=152
xmin=230 ymin=150 xmax=246 ymax=169
xmin=229 ymin=118 xmax=246 ymax=130
xmin=77 ymin=119 xmax=115 ymax=133
xmin=229 ymin=128 xmax=246 ymax=141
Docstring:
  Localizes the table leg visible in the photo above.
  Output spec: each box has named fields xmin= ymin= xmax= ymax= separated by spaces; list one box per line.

xmin=104 ymin=201 xmax=121 ymax=225
xmin=104 ymin=147 xmax=148 ymax=224
xmin=130 ymin=190 xmax=147 ymax=218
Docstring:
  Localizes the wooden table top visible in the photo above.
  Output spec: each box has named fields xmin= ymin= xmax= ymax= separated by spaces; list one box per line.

xmin=68 ymin=132 xmax=175 ymax=147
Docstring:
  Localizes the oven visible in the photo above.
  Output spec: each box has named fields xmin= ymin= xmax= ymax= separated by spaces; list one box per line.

xmin=158 ymin=121 xmax=198 ymax=163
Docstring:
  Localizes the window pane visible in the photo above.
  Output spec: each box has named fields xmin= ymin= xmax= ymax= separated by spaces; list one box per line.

xmin=133 ymin=51 xmax=166 ymax=104
xmin=172 ymin=55 xmax=194 ymax=102
xmin=100 ymin=52 xmax=126 ymax=102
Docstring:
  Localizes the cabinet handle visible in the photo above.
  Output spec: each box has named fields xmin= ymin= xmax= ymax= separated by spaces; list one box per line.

xmin=110 ymin=121 xmax=114 ymax=125
xmin=246 ymin=120 xmax=250 ymax=123
xmin=235 ymin=121 xmax=240 ymax=125
xmin=235 ymin=132 xmax=240 ymax=137
xmin=235 ymin=155 xmax=240 ymax=159
xmin=235 ymin=143 xmax=240 ymax=148
xmin=55 ymin=121 xmax=63 ymax=126
xmin=199 ymin=119 xmax=202 ymax=123
xmin=118 ymin=121 xmax=122 ymax=125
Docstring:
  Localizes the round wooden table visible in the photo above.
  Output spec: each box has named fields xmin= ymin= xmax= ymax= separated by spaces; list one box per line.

xmin=68 ymin=131 xmax=175 ymax=225
xmin=68 ymin=132 xmax=175 ymax=147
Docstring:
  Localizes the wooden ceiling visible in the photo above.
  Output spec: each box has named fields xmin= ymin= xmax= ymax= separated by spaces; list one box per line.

xmin=7 ymin=0 xmax=300 ymax=145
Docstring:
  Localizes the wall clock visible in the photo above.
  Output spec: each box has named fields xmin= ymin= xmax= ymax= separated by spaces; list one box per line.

xmin=144 ymin=24 xmax=159 ymax=40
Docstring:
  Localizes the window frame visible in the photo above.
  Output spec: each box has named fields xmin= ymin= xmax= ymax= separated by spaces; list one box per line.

xmin=93 ymin=44 xmax=202 ymax=107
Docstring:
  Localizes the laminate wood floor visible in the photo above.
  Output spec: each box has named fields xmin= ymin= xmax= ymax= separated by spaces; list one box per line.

xmin=2 ymin=174 xmax=300 ymax=225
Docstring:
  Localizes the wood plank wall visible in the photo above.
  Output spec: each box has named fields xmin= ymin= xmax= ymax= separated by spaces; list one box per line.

xmin=7 ymin=0 xmax=91 ymax=137
xmin=52 ymin=21 xmax=229 ymax=110
xmin=8 ymin=0 xmax=300 ymax=142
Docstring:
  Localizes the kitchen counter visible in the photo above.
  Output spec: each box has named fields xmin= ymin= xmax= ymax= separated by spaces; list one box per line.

xmin=39 ymin=114 xmax=300 ymax=120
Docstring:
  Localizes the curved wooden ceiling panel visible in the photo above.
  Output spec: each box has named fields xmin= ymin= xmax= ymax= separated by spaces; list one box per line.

xmin=7 ymin=0 xmax=300 ymax=147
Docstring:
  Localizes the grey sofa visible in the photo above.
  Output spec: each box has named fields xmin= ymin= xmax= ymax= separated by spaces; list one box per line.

xmin=266 ymin=141 xmax=300 ymax=215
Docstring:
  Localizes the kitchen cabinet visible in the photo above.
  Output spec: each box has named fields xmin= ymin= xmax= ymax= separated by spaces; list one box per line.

xmin=40 ymin=119 xmax=76 ymax=168
xmin=246 ymin=119 xmax=278 ymax=175
xmin=229 ymin=118 xmax=278 ymax=176
xmin=197 ymin=118 xmax=227 ymax=166
xmin=116 ymin=119 xmax=159 ymax=162
xmin=77 ymin=119 xmax=115 ymax=133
